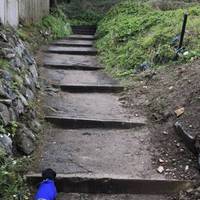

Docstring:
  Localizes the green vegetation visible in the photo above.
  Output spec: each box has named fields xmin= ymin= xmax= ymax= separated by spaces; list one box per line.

xmin=96 ymin=0 xmax=200 ymax=77
xmin=17 ymin=8 xmax=71 ymax=52
xmin=0 ymin=120 xmax=27 ymax=200
xmin=59 ymin=0 xmax=119 ymax=25
xmin=0 ymin=150 xmax=30 ymax=200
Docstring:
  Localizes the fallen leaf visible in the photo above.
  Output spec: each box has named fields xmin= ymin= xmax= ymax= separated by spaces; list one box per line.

xmin=175 ymin=107 xmax=185 ymax=117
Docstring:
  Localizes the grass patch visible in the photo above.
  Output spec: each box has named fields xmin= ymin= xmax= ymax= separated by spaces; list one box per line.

xmin=17 ymin=8 xmax=71 ymax=52
xmin=96 ymin=0 xmax=200 ymax=78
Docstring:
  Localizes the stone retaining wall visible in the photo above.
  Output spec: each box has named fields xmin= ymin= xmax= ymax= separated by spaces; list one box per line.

xmin=0 ymin=26 xmax=41 ymax=156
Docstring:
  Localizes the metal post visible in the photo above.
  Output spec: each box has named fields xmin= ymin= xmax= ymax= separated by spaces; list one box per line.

xmin=178 ymin=13 xmax=188 ymax=50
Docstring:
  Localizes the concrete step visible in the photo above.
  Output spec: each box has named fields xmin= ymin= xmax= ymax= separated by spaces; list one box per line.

xmin=43 ymin=53 xmax=103 ymax=70
xmin=67 ymin=34 xmax=96 ymax=40
xmin=40 ymin=69 xmax=123 ymax=93
xmin=46 ymin=46 xmax=97 ymax=55
xmin=43 ymin=92 xmax=146 ymax=128
xmin=26 ymin=173 xmax=192 ymax=195
xmin=52 ymin=39 xmax=93 ymax=47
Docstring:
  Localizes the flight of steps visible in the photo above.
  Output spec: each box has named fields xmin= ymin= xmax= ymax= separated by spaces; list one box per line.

xmin=27 ymin=26 xmax=192 ymax=199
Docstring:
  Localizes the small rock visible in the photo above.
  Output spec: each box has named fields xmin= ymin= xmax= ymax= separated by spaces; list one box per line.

xmin=169 ymin=86 xmax=173 ymax=90
xmin=0 ymin=84 xmax=11 ymax=99
xmin=180 ymin=148 xmax=184 ymax=152
xmin=29 ymin=64 xmax=38 ymax=82
xmin=19 ymin=93 xmax=28 ymax=106
xmin=0 ymin=103 xmax=10 ymax=125
xmin=0 ymin=134 xmax=13 ymax=155
xmin=25 ymin=88 xmax=34 ymax=101
xmin=186 ymin=188 xmax=193 ymax=193
xmin=24 ymin=74 xmax=35 ymax=90
xmin=157 ymin=166 xmax=164 ymax=173
xmin=163 ymin=131 xmax=168 ymax=135
xmin=159 ymin=158 xmax=164 ymax=163
xmin=176 ymin=143 xmax=180 ymax=148
xmin=15 ymin=124 xmax=36 ymax=155
xmin=185 ymin=165 xmax=189 ymax=172
xmin=0 ymin=69 xmax=12 ymax=81
xmin=0 ymin=99 xmax=12 ymax=106
xmin=29 ymin=120 xmax=42 ymax=133
xmin=13 ymin=98 xmax=24 ymax=115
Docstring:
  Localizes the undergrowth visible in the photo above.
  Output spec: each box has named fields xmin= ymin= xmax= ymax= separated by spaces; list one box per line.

xmin=59 ymin=0 xmax=119 ymax=25
xmin=17 ymin=8 xmax=71 ymax=52
xmin=0 ymin=149 xmax=31 ymax=200
xmin=96 ymin=0 xmax=200 ymax=77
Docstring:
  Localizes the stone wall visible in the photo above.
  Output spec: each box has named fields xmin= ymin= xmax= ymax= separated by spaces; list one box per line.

xmin=0 ymin=26 xmax=41 ymax=156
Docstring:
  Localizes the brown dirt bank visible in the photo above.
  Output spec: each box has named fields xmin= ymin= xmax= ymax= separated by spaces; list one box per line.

xmin=122 ymin=59 xmax=200 ymax=181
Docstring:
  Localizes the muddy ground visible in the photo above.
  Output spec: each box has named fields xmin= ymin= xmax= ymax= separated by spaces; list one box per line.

xmin=121 ymin=59 xmax=200 ymax=182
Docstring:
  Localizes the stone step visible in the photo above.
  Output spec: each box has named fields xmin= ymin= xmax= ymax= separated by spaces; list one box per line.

xmin=52 ymin=85 xmax=124 ymax=93
xmin=26 ymin=173 xmax=192 ymax=195
xmin=52 ymin=39 xmax=93 ymax=47
xmin=28 ymin=128 xmax=167 ymax=177
xmin=43 ymin=92 xmax=146 ymax=128
xmin=67 ymin=34 xmax=96 ymax=40
xmin=45 ymin=116 xmax=145 ymax=128
xmin=40 ymin=69 xmax=123 ymax=93
xmin=46 ymin=46 xmax=97 ymax=56
xmin=71 ymin=25 xmax=96 ymax=35
xmin=43 ymin=53 xmax=103 ymax=70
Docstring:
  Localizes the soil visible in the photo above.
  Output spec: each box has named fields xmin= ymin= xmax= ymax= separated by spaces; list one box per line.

xmin=122 ymin=59 xmax=200 ymax=181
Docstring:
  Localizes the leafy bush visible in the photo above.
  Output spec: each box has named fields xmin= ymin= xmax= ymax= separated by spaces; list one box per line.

xmin=96 ymin=0 xmax=200 ymax=77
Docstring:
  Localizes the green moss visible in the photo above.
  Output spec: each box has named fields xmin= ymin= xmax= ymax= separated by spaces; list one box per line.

xmin=96 ymin=1 xmax=200 ymax=78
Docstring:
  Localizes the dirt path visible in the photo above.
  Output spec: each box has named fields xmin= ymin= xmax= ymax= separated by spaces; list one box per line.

xmin=28 ymin=26 xmax=191 ymax=199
